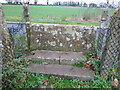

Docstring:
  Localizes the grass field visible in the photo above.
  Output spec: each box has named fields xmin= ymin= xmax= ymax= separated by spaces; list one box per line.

xmin=2 ymin=5 xmax=115 ymax=26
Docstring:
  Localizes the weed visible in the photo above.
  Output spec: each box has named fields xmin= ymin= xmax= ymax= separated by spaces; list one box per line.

xmin=84 ymin=52 xmax=91 ymax=59
xmin=74 ymin=59 xmax=86 ymax=67
xmin=83 ymin=12 xmax=90 ymax=21
xmin=12 ymin=34 xmax=28 ymax=58
xmin=1 ymin=57 xmax=116 ymax=88
xmin=2 ymin=58 xmax=30 ymax=88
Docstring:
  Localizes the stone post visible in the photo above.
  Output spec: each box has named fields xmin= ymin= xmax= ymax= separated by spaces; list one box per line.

xmin=0 ymin=3 xmax=14 ymax=63
xmin=97 ymin=8 xmax=109 ymax=59
xmin=23 ymin=3 xmax=31 ymax=50
xmin=100 ymin=8 xmax=108 ymax=28
xmin=0 ymin=3 xmax=15 ymax=88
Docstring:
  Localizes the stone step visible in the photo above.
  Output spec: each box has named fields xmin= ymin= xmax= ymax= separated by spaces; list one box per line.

xmin=27 ymin=50 xmax=86 ymax=65
xmin=27 ymin=63 xmax=94 ymax=81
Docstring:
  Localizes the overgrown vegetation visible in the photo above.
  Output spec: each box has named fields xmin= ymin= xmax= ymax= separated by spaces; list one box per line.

xmin=74 ymin=50 xmax=100 ymax=72
xmin=12 ymin=34 xmax=28 ymax=58
xmin=2 ymin=58 xmax=30 ymax=88
xmin=0 ymin=58 xmax=112 ymax=88
xmin=1 ymin=36 xmax=119 ymax=88
xmin=1 ymin=54 xmax=119 ymax=88
xmin=74 ymin=59 xmax=86 ymax=67
xmin=0 ymin=4 xmax=119 ymax=89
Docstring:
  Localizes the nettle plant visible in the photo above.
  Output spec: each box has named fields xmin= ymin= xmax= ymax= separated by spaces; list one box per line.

xmin=1 ymin=50 xmax=118 ymax=88
xmin=1 ymin=58 xmax=48 ymax=88
xmin=74 ymin=54 xmax=100 ymax=72
xmin=74 ymin=59 xmax=86 ymax=67
xmin=2 ymin=58 xmax=30 ymax=88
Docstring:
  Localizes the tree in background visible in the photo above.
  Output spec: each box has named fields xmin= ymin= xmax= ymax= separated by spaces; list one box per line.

xmin=83 ymin=2 xmax=87 ymax=7
xmin=89 ymin=3 xmax=97 ymax=8
xmin=6 ymin=0 xmax=13 ymax=4
xmin=6 ymin=0 xmax=22 ymax=4
xmin=99 ymin=3 xmax=107 ymax=8
xmin=34 ymin=0 xmax=38 ymax=5
xmin=47 ymin=0 xmax=49 ymax=5
xmin=107 ymin=0 xmax=109 ymax=5
xmin=53 ymin=1 xmax=61 ymax=6
xmin=14 ymin=0 xmax=21 ymax=4
xmin=77 ymin=2 xmax=79 ymax=6
xmin=107 ymin=0 xmax=109 ymax=7
xmin=80 ymin=2 xmax=82 ymax=7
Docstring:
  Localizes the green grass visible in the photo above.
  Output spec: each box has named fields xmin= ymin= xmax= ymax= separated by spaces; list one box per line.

xmin=2 ymin=5 xmax=115 ymax=26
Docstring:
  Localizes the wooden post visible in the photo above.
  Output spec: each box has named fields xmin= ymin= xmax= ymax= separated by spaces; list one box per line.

xmin=23 ymin=3 xmax=31 ymax=50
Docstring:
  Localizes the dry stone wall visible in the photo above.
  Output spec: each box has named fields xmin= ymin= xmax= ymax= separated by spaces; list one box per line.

xmin=30 ymin=23 xmax=98 ymax=52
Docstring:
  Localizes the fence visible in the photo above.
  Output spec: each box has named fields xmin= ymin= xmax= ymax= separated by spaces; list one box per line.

xmin=0 ymin=3 xmax=15 ymax=88
xmin=7 ymin=22 xmax=27 ymax=58
xmin=3 ymin=4 xmax=30 ymax=58
xmin=0 ymin=3 xmax=120 ymax=81
xmin=97 ymin=8 xmax=109 ymax=59
xmin=97 ymin=8 xmax=120 ymax=80
xmin=0 ymin=3 xmax=14 ymax=64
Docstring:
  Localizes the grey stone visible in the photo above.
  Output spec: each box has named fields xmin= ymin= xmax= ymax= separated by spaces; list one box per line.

xmin=28 ymin=63 xmax=94 ymax=81
xmin=30 ymin=23 xmax=97 ymax=52
xmin=27 ymin=50 xmax=86 ymax=65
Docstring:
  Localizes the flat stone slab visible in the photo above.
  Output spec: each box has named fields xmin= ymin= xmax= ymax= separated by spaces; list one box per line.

xmin=28 ymin=63 xmax=94 ymax=81
xmin=27 ymin=50 xmax=86 ymax=64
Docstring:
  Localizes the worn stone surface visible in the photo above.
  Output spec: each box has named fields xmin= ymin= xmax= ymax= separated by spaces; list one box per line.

xmin=27 ymin=50 xmax=86 ymax=65
xmin=30 ymin=23 xmax=98 ymax=53
xmin=28 ymin=63 xmax=94 ymax=81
